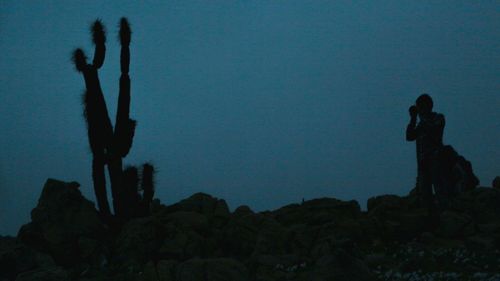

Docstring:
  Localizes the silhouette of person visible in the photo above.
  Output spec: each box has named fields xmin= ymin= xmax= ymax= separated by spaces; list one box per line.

xmin=406 ymin=94 xmax=446 ymax=211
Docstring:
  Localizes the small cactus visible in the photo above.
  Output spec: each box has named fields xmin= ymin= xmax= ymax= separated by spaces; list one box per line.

xmin=141 ymin=163 xmax=155 ymax=215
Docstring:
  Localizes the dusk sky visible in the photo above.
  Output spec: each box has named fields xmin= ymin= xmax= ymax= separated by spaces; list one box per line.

xmin=1 ymin=1 xmax=498 ymax=235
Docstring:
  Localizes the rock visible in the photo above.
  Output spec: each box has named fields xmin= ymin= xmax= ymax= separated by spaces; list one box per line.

xmin=363 ymin=253 xmax=388 ymax=267
xmin=142 ymin=260 xmax=177 ymax=281
xmin=369 ymin=204 xmax=431 ymax=241
xmin=219 ymin=216 xmax=259 ymax=257
xmin=14 ymin=266 xmax=69 ymax=281
xmin=252 ymin=216 xmax=288 ymax=256
xmin=115 ymin=216 xmax=164 ymax=263
xmin=156 ymin=260 xmax=178 ymax=281
xmin=492 ymin=176 xmax=500 ymax=189
xmin=465 ymin=235 xmax=496 ymax=251
xmin=286 ymin=224 xmax=319 ymax=257
xmin=367 ymin=195 xmax=404 ymax=213
xmin=165 ymin=193 xmax=230 ymax=228
xmin=419 ymin=232 xmax=435 ymax=244
xmin=158 ymin=221 xmax=218 ymax=260
xmin=307 ymin=249 xmax=373 ymax=281
xmin=10 ymin=180 xmax=500 ymax=280
xmin=471 ymin=188 xmax=500 ymax=222
xmin=367 ymin=194 xmax=432 ymax=241
xmin=17 ymin=179 xmax=107 ymax=267
xmin=250 ymin=254 xmax=306 ymax=281
xmin=452 ymin=188 xmax=500 ymax=223
xmin=272 ymin=198 xmax=361 ymax=226
xmin=176 ymin=258 xmax=249 ymax=281
xmin=167 ymin=193 xmax=229 ymax=217
xmin=436 ymin=211 xmax=474 ymax=238
xmin=164 ymin=211 xmax=210 ymax=234
xmin=219 ymin=212 xmax=283 ymax=257
xmin=477 ymin=221 xmax=500 ymax=235
xmin=233 ymin=205 xmax=254 ymax=217
xmin=0 ymin=236 xmax=38 ymax=280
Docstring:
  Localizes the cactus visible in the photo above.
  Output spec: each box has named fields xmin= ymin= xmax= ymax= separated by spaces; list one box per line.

xmin=140 ymin=163 xmax=155 ymax=215
xmin=73 ymin=18 xmax=154 ymax=219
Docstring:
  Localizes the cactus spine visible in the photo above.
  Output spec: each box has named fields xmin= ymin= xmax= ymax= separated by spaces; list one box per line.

xmin=73 ymin=18 xmax=154 ymax=219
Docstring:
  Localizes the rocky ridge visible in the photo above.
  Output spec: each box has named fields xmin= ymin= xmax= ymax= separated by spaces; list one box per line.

xmin=1 ymin=178 xmax=500 ymax=281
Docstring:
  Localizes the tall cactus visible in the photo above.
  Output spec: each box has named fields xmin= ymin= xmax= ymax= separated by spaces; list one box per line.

xmin=73 ymin=18 xmax=154 ymax=219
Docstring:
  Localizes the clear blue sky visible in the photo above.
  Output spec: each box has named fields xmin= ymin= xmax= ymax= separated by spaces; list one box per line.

xmin=1 ymin=1 xmax=499 ymax=235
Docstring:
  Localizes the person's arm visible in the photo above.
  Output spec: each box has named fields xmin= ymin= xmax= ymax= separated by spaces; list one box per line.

xmin=406 ymin=106 xmax=418 ymax=141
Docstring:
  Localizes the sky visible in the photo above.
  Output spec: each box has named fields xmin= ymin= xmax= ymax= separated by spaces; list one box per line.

xmin=1 ymin=1 xmax=499 ymax=235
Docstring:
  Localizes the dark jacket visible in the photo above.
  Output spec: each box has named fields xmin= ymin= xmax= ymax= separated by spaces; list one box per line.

xmin=406 ymin=112 xmax=445 ymax=164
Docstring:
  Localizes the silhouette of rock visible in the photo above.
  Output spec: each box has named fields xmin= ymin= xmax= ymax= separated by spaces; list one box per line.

xmin=0 ymin=236 xmax=55 ymax=281
xmin=493 ymin=176 xmax=500 ymax=189
xmin=272 ymin=198 xmax=361 ymax=226
xmin=141 ymin=259 xmax=178 ymax=281
xmin=14 ymin=266 xmax=69 ymax=281
xmin=17 ymin=179 xmax=108 ymax=268
xmin=7 ymin=179 xmax=500 ymax=280
xmin=233 ymin=205 xmax=254 ymax=217
xmin=176 ymin=258 xmax=249 ymax=281
xmin=436 ymin=211 xmax=474 ymax=238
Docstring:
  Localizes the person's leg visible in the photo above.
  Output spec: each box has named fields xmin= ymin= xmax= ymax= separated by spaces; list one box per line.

xmin=433 ymin=158 xmax=450 ymax=210
xmin=418 ymin=160 xmax=435 ymax=210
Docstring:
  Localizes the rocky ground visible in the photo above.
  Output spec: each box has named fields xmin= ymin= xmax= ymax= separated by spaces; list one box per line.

xmin=1 ymin=178 xmax=500 ymax=281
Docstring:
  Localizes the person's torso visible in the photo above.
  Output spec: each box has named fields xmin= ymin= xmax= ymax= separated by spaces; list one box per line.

xmin=416 ymin=112 xmax=444 ymax=162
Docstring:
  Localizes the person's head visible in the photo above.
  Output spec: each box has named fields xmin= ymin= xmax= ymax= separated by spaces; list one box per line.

xmin=416 ymin=94 xmax=433 ymax=116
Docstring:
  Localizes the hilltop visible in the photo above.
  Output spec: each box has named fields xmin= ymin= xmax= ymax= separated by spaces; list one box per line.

xmin=1 ymin=178 xmax=500 ymax=281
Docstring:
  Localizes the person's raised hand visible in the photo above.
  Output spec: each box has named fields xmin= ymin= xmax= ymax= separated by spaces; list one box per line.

xmin=409 ymin=105 xmax=418 ymax=119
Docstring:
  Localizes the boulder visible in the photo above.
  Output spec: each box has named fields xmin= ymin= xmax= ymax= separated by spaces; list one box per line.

xmin=175 ymin=258 xmax=249 ymax=281
xmin=436 ymin=211 xmax=474 ymax=238
xmin=166 ymin=193 xmax=229 ymax=217
xmin=272 ymin=198 xmax=361 ymax=226
xmin=219 ymin=216 xmax=259 ymax=257
xmin=465 ymin=235 xmax=497 ymax=251
xmin=493 ymin=176 xmax=500 ymax=189
xmin=165 ymin=193 xmax=230 ymax=228
xmin=250 ymin=254 xmax=306 ymax=281
xmin=114 ymin=216 xmax=165 ymax=263
xmin=17 ymin=179 xmax=107 ymax=267
xmin=367 ymin=195 xmax=404 ymax=213
xmin=0 ymin=236 xmax=57 ymax=280
xmin=452 ymin=188 xmax=500 ymax=223
xmin=252 ymin=216 xmax=288 ymax=256
xmin=304 ymin=249 xmax=373 ymax=281
xmin=14 ymin=266 xmax=69 ymax=281
xmin=233 ymin=205 xmax=254 ymax=217
xmin=163 ymin=211 xmax=210 ymax=234
xmin=368 ymin=197 xmax=432 ymax=241
xmin=142 ymin=260 xmax=177 ymax=281
xmin=159 ymin=225 xmax=217 ymax=259
xmin=219 ymin=212 xmax=283 ymax=257
xmin=285 ymin=224 xmax=320 ymax=257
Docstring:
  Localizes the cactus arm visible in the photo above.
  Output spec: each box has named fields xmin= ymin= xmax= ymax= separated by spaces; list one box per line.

xmin=92 ymin=155 xmax=111 ymax=215
xmin=115 ymin=17 xmax=136 ymax=158
xmin=123 ymin=166 xmax=141 ymax=218
xmin=119 ymin=18 xmax=131 ymax=74
xmin=91 ymin=20 xmax=106 ymax=69
xmin=73 ymin=20 xmax=114 ymax=216
xmin=107 ymin=157 xmax=124 ymax=217
xmin=107 ymin=18 xmax=134 ymax=218
xmin=72 ymin=49 xmax=89 ymax=73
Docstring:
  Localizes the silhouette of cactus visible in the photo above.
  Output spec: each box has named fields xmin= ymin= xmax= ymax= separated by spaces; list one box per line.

xmin=122 ymin=164 xmax=156 ymax=217
xmin=73 ymin=18 xmax=154 ymax=219
xmin=140 ymin=163 xmax=155 ymax=215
